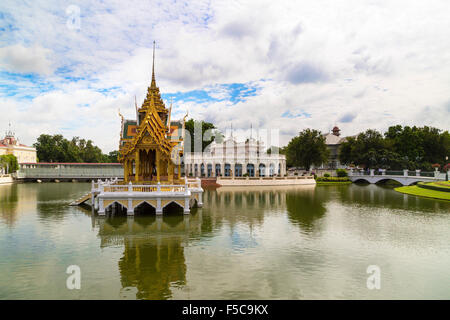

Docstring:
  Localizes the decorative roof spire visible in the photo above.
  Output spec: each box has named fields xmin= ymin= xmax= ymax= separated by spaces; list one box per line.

xmin=167 ymin=97 xmax=173 ymax=132
xmin=151 ymin=40 xmax=156 ymax=88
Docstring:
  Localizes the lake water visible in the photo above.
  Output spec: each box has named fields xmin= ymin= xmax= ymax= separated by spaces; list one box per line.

xmin=0 ymin=182 xmax=449 ymax=299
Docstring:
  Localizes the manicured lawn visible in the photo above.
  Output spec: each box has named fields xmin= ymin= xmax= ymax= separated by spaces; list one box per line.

xmin=432 ymin=181 xmax=450 ymax=189
xmin=395 ymin=185 xmax=450 ymax=201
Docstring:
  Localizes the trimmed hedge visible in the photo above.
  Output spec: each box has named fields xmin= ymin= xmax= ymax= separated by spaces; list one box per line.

xmin=316 ymin=177 xmax=350 ymax=182
xmin=336 ymin=169 xmax=348 ymax=177
xmin=417 ymin=182 xmax=450 ymax=193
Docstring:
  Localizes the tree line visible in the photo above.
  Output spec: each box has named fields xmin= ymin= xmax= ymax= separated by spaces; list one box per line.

xmin=33 ymin=134 xmax=118 ymax=163
xmin=338 ymin=126 xmax=449 ymax=170
xmin=31 ymin=124 xmax=449 ymax=172
xmin=282 ymin=125 xmax=449 ymax=171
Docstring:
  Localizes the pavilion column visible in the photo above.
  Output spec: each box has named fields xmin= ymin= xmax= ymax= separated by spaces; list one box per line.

xmin=135 ymin=150 xmax=140 ymax=182
xmin=124 ymin=160 xmax=128 ymax=182
xmin=168 ymin=160 xmax=174 ymax=183
xmin=156 ymin=150 xmax=160 ymax=182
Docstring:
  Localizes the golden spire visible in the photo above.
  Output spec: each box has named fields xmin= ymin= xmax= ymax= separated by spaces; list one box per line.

xmin=151 ymin=40 xmax=156 ymax=89
xmin=167 ymin=97 xmax=173 ymax=133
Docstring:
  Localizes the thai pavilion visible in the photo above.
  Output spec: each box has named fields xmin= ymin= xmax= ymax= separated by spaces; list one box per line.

xmin=118 ymin=46 xmax=184 ymax=184
xmin=83 ymin=43 xmax=203 ymax=216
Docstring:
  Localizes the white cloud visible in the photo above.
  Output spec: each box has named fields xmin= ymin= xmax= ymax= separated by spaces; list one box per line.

xmin=0 ymin=0 xmax=450 ymax=153
xmin=0 ymin=44 xmax=53 ymax=75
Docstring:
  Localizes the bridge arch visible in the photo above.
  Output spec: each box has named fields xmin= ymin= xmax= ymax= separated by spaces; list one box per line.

xmin=104 ymin=201 xmax=128 ymax=215
xmin=105 ymin=200 xmax=127 ymax=210
xmin=353 ymin=178 xmax=371 ymax=184
xmin=374 ymin=178 xmax=405 ymax=186
xmin=162 ymin=200 xmax=184 ymax=214
xmin=134 ymin=201 xmax=156 ymax=214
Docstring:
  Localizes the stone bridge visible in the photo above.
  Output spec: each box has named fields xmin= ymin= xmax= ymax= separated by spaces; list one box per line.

xmin=16 ymin=162 xmax=124 ymax=181
xmin=349 ymin=169 xmax=448 ymax=186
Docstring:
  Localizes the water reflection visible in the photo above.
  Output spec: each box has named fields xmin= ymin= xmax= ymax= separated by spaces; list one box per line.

xmin=1 ymin=182 xmax=450 ymax=299
xmin=335 ymin=184 xmax=450 ymax=213
xmin=285 ymin=187 xmax=327 ymax=233
xmin=0 ymin=183 xmax=37 ymax=227
xmin=94 ymin=213 xmax=202 ymax=299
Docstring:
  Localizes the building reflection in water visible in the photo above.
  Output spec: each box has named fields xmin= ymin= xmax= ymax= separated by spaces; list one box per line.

xmin=285 ymin=187 xmax=327 ymax=233
xmin=0 ymin=183 xmax=37 ymax=227
xmin=94 ymin=212 xmax=202 ymax=300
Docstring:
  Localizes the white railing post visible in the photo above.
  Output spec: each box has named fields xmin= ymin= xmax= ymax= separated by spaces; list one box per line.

xmin=157 ymin=182 xmax=161 ymax=192
xmin=403 ymin=169 xmax=408 ymax=177
xmin=128 ymin=181 xmax=132 ymax=192
xmin=91 ymin=180 xmax=94 ymax=191
xmin=381 ymin=169 xmax=386 ymax=176
xmin=196 ymin=177 xmax=201 ymax=188
xmin=370 ymin=169 xmax=374 ymax=177
xmin=415 ymin=170 xmax=421 ymax=177
xmin=447 ymin=171 xmax=450 ymax=181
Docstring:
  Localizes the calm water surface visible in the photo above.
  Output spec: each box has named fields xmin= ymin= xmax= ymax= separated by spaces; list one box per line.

xmin=0 ymin=182 xmax=449 ymax=299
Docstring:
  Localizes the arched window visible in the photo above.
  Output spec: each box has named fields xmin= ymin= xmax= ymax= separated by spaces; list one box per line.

xmin=224 ymin=163 xmax=231 ymax=177
xmin=215 ymin=164 xmax=221 ymax=176
xmin=259 ymin=163 xmax=266 ymax=177
xmin=207 ymin=164 xmax=212 ymax=177
xmin=235 ymin=163 xmax=242 ymax=177
xmin=247 ymin=163 xmax=255 ymax=177
xmin=200 ymin=163 xmax=205 ymax=177
xmin=269 ymin=163 xmax=275 ymax=176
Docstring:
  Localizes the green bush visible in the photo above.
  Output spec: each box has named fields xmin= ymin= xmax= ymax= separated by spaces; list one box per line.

xmin=243 ymin=173 xmax=249 ymax=177
xmin=316 ymin=177 xmax=350 ymax=182
xmin=336 ymin=169 xmax=348 ymax=177
xmin=324 ymin=173 xmax=330 ymax=178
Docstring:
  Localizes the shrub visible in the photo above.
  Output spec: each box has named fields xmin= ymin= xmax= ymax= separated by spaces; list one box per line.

xmin=336 ymin=169 xmax=348 ymax=177
xmin=324 ymin=173 xmax=330 ymax=178
xmin=243 ymin=173 xmax=249 ymax=177
xmin=316 ymin=177 xmax=350 ymax=182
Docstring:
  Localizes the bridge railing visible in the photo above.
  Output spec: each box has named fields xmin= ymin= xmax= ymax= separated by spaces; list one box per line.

xmin=349 ymin=169 xmax=445 ymax=179
xmin=17 ymin=166 xmax=124 ymax=178
xmin=96 ymin=179 xmax=191 ymax=194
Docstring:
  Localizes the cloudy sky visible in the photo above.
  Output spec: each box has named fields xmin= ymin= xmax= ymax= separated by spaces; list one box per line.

xmin=0 ymin=0 xmax=449 ymax=152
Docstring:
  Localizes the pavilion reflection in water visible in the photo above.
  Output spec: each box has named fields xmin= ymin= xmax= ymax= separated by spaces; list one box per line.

xmin=94 ymin=212 xmax=202 ymax=299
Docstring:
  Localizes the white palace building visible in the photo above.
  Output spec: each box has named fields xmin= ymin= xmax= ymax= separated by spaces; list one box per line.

xmin=183 ymin=136 xmax=287 ymax=178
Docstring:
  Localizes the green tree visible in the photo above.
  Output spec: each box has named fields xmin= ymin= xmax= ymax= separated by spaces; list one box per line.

xmin=0 ymin=154 xmax=18 ymax=173
xmin=286 ymin=129 xmax=329 ymax=170
xmin=106 ymin=150 xmax=119 ymax=163
xmin=339 ymin=129 xmax=390 ymax=168
xmin=33 ymin=134 xmax=109 ymax=163
xmin=184 ymin=119 xmax=218 ymax=152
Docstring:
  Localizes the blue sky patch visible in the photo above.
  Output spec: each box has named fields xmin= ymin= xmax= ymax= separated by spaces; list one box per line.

xmin=162 ymin=81 xmax=261 ymax=105
xmin=281 ymin=110 xmax=312 ymax=119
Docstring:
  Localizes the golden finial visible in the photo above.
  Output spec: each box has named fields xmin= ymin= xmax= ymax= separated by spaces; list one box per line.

xmin=151 ymin=40 xmax=156 ymax=88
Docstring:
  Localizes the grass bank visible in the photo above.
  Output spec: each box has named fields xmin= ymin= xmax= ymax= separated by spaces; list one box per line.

xmin=395 ymin=181 xmax=450 ymax=201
